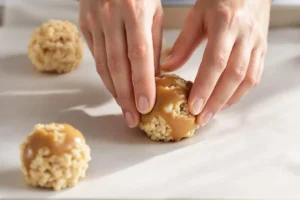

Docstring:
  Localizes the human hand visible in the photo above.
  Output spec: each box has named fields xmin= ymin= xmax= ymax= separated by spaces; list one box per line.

xmin=161 ymin=0 xmax=271 ymax=126
xmin=79 ymin=0 xmax=163 ymax=127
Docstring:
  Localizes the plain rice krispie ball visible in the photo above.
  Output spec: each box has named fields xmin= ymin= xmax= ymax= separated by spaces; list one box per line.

xmin=139 ymin=74 xmax=199 ymax=142
xmin=20 ymin=123 xmax=91 ymax=191
xmin=27 ymin=20 xmax=84 ymax=73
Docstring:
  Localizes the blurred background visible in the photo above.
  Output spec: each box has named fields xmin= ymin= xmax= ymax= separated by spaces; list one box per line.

xmin=1 ymin=0 xmax=300 ymax=28
xmin=162 ymin=0 xmax=300 ymax=6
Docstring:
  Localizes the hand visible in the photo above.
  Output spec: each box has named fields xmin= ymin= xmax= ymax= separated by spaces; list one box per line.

xmin=79 ymin=0 xmax=163 ymax=127
xmin=161 ymin=0 xmax=271 ymax=126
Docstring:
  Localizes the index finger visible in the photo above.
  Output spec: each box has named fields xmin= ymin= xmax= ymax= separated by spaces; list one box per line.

xmin=125 ymin=12 xmax=156 ymax=114
xmin=188 ymin=25 xmax=235 ymax=116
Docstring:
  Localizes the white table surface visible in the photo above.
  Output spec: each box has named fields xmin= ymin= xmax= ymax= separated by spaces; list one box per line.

xmin=1 ymin=1 xmax=300 ymax=199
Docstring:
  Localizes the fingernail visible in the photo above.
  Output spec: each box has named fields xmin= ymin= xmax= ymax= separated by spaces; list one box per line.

xmin=125 ymin=112 xmax=136 ymax=128
xmin=192 ymin=98 xmax=204 ymax=115
xmin=201 ymin=112 xmax=213 ymax=127
xmin=221 ymin=104 xmax=229 ymax=111
xmin=138 ymin=96 xmax=149 ymax=114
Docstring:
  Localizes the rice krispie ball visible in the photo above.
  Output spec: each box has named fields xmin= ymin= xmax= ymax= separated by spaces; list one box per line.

xmin=27 ymin=20 xmax=84 ymax=73
xmin=139 ymin=74 xmax=199 ymax=142
xmin=20 ymin=123 xmax=91 ymax=191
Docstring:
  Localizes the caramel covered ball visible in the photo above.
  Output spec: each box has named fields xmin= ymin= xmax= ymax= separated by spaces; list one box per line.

xmin=27 ymin=20 xmax=84 ymax=73
xmin=20 ymin=123 xmax=91 ymax=191
xmin=139 ymin=74 xmax=199 ymax=142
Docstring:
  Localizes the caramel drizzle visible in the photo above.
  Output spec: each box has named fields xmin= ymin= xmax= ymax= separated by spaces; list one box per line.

xmin=142 ymin=75 xmax=197 ymax=141
xmin=23 ymin=124 xmax=84 ymax=172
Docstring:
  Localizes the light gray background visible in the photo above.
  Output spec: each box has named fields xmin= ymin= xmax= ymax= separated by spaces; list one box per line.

xmin=161 ymin=0 xmax=300 ymax=6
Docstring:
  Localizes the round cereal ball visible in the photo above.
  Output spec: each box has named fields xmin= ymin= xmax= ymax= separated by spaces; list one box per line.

xmin=27 ymin=20 xmax=84 ymax=73
xmin=139 ymin=74 xmax=200 ymax=142
xmin=20 ymin=123 xmax=91 ymax=191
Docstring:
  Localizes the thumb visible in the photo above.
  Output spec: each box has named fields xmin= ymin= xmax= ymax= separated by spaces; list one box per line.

xmin=161 ymin=8 xmax=205 ymax=72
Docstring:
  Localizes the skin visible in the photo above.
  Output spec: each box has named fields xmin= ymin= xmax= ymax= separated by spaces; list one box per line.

xmin=79 ymin=0 xmax=163 ymax=128
xmin=79 ymin=0 xmax=271 ymax=128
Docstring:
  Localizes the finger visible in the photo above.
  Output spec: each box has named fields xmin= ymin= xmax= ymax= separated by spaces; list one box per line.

xmin=88 ymin=13 xmax=116 ymax=98
xmin=256 ymin=54 xmax=265 ymax=84
xmin=161 ymin=6 xmax=205 ymax=72
xmin=152 ymin=8 xmax=163 ymax=76
xmin=103 ymin=10 xmax=140 ymax=127
xmin=256 ymin=39 xmax=267 ymax=84
xmin=125 ymin=10 xmax=156 ymax=114
xmin=79 ymin=14 xmax=94 ymax=56
xmin=79 ymin=1 xmax=95 ymax=56
xmin=226 ymin=48 xmax=263 ymax=106
xmin=188 ymin=23 xmax=235 ymax=116
xmin=197 ymin=40 xmax=251 ymax=125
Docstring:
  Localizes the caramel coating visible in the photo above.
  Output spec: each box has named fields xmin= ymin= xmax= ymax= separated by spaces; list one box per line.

xmin=27 ymin=20 xmax=84 ymax=73
xmin=139 ymin=74 xmax=199 ymax=142
xmin=20 ymin=123 xmax=91 ymax=191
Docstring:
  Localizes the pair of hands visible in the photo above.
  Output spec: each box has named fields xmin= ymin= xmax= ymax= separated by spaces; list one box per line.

xmin=79 ymin=0 xmax=271 ymax=128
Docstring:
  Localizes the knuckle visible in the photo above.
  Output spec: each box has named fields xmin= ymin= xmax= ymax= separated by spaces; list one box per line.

xmin=101 ymin=9 xmax=111 ymax=22
xmin=100 ymin=3 xmax=114 ymax=20
xmin=215 ymin=8 xmax=236 ymax=27
xmin=100 ymin=0 xmax=110 ymax=6
xmin=247 ymin=18 xmax=256 ymax=34
xmin=95 ymin=61 xmax=107 ymax=76
xmin=229 ymin=65 xmax=247 ymax=82
xmin=128 ymin=43 xmax=147 ymax=60
xmin=254 ymin=43 xmax=267 ymax=58
xmin=128 ymin=14 xmax=139 ymax=26
xmin=123 ymin=0 xmax=133 ymax=9
xmin=79 ymin=19 xmax=89 ymax=32
xmin=211 ymin=52 xmax=227 ymax=71
xmin=244 ymin=74 xmax=257 ymax=87
xmin=256 ymin=34 xmax=268 ymax=55
xmin=260 ymin=45 xmax=267 ymax=57
xmin=255 ymin=30 xmax=262 ymax=39
xmin=215 ymin=8 xmax=231 ymax=21
xmin=108 ymin=54 xmax=124 ymax=73
xmin=108 ymin=0 xmax=118 ymax=7
xmin=87 ymin=11 xmax=97 ymax=25
xmin=126 ymin=1 xmax=145 ymax=21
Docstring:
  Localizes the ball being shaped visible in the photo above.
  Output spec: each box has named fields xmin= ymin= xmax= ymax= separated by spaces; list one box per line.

xmin=20 ymin=123 xmax=91 ymax=191
xmin=139 ymin=74 xmax=199 ymax=142
xmin=27 ymin=20 xmax=84 ymax=73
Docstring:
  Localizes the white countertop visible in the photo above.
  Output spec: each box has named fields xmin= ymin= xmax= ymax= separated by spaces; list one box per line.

xmin=1 ymin=1 xmax=300 ymax=199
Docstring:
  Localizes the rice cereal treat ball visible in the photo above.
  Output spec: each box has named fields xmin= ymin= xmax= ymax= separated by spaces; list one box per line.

xmin=20 ymin=123 xmax=91 ymax=191
xmin=27 ymin=20 xmax=84 ymax=73
xmin=139 ymin=74 xmax=200 ymax=142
